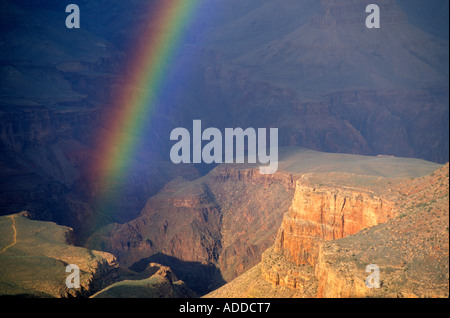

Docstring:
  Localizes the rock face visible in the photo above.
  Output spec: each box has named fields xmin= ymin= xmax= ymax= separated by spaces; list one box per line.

xmin=85 ymin=175 xmax=226 ymax=295
xmin=315 ymin=164 xmax=449 ymax=298
xmin=0 ymin=212 xmax=118 ymax=297
xmin=260 ymin=183 xmax=395 ymax=292
xmin=205 ymin=163 xmax=449 ymax=298
xmin=273 ymin=184 xmax=395 ymax=267
xmin=209 ymin=167 xmax=296 ymax=282
xmin=86 ymin=166 xmax=295 ymax=294
xmin=88 ymin=177 xmax=223 ymax=268
xmin=185 ymin=0 xmax=449 ymax=164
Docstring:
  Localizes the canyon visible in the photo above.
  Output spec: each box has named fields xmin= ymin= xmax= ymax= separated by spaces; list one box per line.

xmin=0 ymin=0 xmax=448 ymax=298
xmin=1 ymin=0 xmax=448 ymax=230
xmin=85 ymin=148 xmax=444 ymax=295
xmin=2 ymin=147 xmax=445 ymax=298
xmin=206 ymin=162 xmax=449 ymax=298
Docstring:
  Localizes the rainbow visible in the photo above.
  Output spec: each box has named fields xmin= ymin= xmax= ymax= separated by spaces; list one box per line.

xmin=89 ymin=0 xmax=202 ymax=215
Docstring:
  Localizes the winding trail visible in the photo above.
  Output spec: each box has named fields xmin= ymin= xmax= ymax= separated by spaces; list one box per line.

xmin=0 ymin=215 xmax=17 ymax=255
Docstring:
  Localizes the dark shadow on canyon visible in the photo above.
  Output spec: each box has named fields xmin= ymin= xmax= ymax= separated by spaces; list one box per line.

xmin=129 ymin=252 xmax=226 ymax=296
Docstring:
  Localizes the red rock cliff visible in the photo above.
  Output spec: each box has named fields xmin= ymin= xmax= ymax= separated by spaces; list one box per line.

xmin=273 ymin=181 xmax=396 ymax=267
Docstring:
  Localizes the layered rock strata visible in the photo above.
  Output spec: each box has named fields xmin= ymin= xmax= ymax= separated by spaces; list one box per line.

xmin=206 ymin=163 xmax=448 ymax=298
xmin=274 ymin=183 xmax=395 ymax=267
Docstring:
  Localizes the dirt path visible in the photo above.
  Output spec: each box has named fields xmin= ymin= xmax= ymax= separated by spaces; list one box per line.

xmin=0 ymin=215 xmax=17 ymax=255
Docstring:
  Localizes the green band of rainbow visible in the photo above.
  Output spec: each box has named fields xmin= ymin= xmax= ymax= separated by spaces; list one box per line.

xmin=90 ymin=0 xmax=201 ymax=208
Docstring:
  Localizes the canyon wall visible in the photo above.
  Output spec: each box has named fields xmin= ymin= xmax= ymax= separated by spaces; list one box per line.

xmin=206 ymin=164 xmax=448 ymax=298
xmin=87 ymin=149 xmax=444 ymax=296
xmin=261 ymin=181 xmax=396 ymax=291
xmin=274 ymin=183 xmax=396 ymax=266
xmin=314 ymin=164 xmax=449 ymax=298
xmin=86 ymin=166 xmax=297 ymax=293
